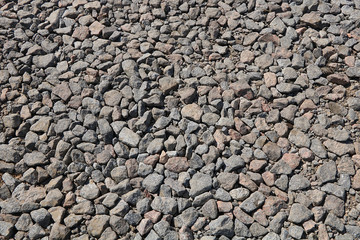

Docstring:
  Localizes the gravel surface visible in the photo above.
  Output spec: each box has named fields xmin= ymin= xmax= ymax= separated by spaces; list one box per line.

xmin=1 ymin=0 xmax=360 ymax=239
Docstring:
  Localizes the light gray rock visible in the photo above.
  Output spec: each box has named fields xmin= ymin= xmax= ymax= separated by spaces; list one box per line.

xmin=288 ymin=204 xmax=312 ymax=224
xmin=143 ymin=173 xmax=164 ymax=193
xmin=189 ymin=172 xmax=212 ymax=197
xmin=119 ymin=127 xmax=141 ymax=147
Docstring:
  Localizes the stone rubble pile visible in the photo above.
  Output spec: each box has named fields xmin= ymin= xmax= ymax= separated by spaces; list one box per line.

xmin=1 ymin=0 xmax=360 ymax=239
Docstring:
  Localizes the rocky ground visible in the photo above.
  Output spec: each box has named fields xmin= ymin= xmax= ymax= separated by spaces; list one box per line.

xmin=1 ymin=0 xmax=360 ymax=239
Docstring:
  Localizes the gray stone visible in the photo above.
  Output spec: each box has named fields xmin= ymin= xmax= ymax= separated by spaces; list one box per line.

xmin=234 ymin=219 xmax=251 ymax=237
xmin=262 ymin=142 xmax=281 ymax=161
xmin=151 ymin=196 xmax=177 ymax=215
xmin=189 ymin=172 xmax=212 ymax=197
xmin=119 ymin=127 xmax=141 ymax=147
xmin=15 ymin=214 xmax=32 ymax=231
xmin=122 ymin=59 xmax=138 ymax=77
xmin=110 ymin=215 xmax=129 ymax=235
xmin=201 ymin=199 xmax=218 ymax=219
xmin=249 ymin=222 xmax=268 ymax=237
xmin=2 ymin=114 xmax=21 ymax=128
xmin=0 ymin=145 xmax=20 ymax=163
xmin=24 ymin=151 xmax=47 ymax=167
xmin=28 ymin=224 xmax=46 ymax=239
xmin=33 ymin=54 xmax=56 ymax=68
xmin=323 ymin=139 xmax=355 ymax=156
xmin=288 ymin=225 xmax=304 ymax=239
xmin=124 ymin=210 xmax=142 ymax=226
xmin=310 ymin=139 xmax=328 ymax=159
xmin=224 ymin=155 xmax=245 ymax=172
xmin=30 ymin=208 xmax=51 ymax=227
xmin=307 ymin=64 xmax=322 ymax=79
xmin=325 ymin=213 xmax=344 ymax=232
xmin=230 ymin=188 xmax=250 ymax=201
xmin=288 ymin=129 xmax=310 ymax=148
xmin=263 ymin=232 xmax=281 ymax=240
xmin=80 ymin=182 xmax=100 ymax=200
xmin=240 ymin=191 xmax=265 ymax=213
xmin=0 ymin=221 xmax=14 ymax=238
xmin=71 ymin=61 xmax=89 ymax=73
xmin=288 ymin=204 xmax=312 ymax=224
xmin=208 ymin=215 xmax=234 ymax=237
xmin=143 ymin=173 xmax=164 ymax=193
xmin=289 ymin=175 xmax=310 ymax=191
xmin=317 ymin=160 xmax=337 ymax=184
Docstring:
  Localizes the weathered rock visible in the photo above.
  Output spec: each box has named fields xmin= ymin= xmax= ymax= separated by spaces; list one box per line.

xmin=118 ymin=127 xmax=141 ymax=147
xmin=181 ymin=103 xmax=203 ymax=122
xmin=288 ymin=204 xmax=313 ymax=224
xmin=88 ymin=215 xmax=110 ymax=237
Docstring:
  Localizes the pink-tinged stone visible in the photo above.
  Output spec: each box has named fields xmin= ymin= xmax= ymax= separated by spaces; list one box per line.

xmin=53 ymin=82 xmax=72 ymax=102
xmin=239 ymin=173 xmax=258 ymax=192
xmin=214 ymin=129 xmax=231 ymax=151
xmin=277 ymin=137 xmax=290 ymax=151
xmin=143 ymin=155 xmax=159 ymax=167
xmin=327 ymin=73 xmax=350 ymax=86
xmin=274 ymin=188 xmax=289 ymax=202
xmin=68 ymin=96 xmax=82 ymax=109
xmin=253 ymin=209 xmax=268 ymax=226
xmin=137 ymin=219 xmax=153 ymax=236
xmin=209 ymin=53 xmax=222 ymax=61
xmin=217 ymin=201 xmax=233 ymax=213
xmin=352 ymin=170 xmax=360 ymax=190
xmin=165 ymin=157 xmax=189 ymax=173
xmin=352 ymin=155 xmax=360 ymax=168
xmin=344 ymin=56 xmax=355 ymax=67
xmin=300 ymin=99 xmax=317 ymax=111
xmin=159 ymin=151 xmax=169 ymax=164
xmin=181 ymin=103 xmax=203 ymax=122
xmin=228 ymin=129 xmax=241 ymax=141
xmin=262 ymin=196 xmax=286 ymax=216
xmin=258 ymin=183 xmax=271 ymax=196
xmin=303 ymin=112 xmax=313 ymax=120
xmin=264 ymin=72 xmax=277 ymax=88
xmin=208 ymin=87 xmax=222 ymax=102
xmin=233 ymin=207 xmax=254 ymax=225
xmin=234 ymin=117 xmax=250 ymax=135
xmin=282 ymin=153 xmax=301 ymax=170
xmin=89 ymin=21 xmax=104 ymax=35
xmin=303 ymin=220 xmax=316 ymax=233
xmin=155 ymin=42 xmax=174 ymax=54
xmin=224 ymin=212 xmax=234 ymax=220
xmin=144 ymin=210 xmax=161 ymax=223
xmin=125 ymin=159 xmax=138 ymax=178
xmin=262 ymin=171 xmax=275 ymax=186
xmin=112 ymin=106 xmax=122 ymax=121
xmin=72 ymin=26 xmax=89 ymax=40
xmin=20 ymin=105 xmax=31 ymax=119
xmin=197 ymin=86 xmax=211 ymax=96
xmin=179 ymin=226 xmax=194 ymax=240
xmin=299 ymin=148 xmax=315 ymax=161
xmin=240 ymin=50 xmax=255 ymax=64
xmin=63 ymin=192 xmax=76 ymax=207
xmin=249 ymin=160 xmax=267 ymax=172
xmin=318 ymin=224 xmax=329 ymax=240
xmin=96 ymin=150 xmax=112 ymax=165
xmin=191 ymin=217 xmax=207 ymax=232
xmin=258 ymin=33 xmax=280 ymax=46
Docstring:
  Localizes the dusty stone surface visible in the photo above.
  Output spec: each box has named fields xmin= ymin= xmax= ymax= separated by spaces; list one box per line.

xmin=0 ymin=0 xmax=360 ymax=239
